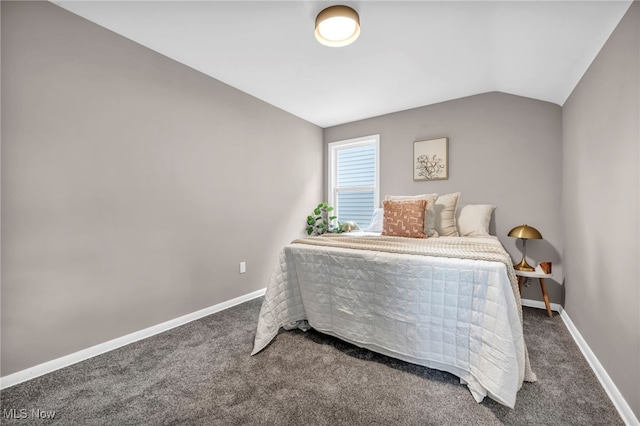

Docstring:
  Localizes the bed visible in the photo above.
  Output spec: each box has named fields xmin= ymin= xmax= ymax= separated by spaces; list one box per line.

xmin=252 ymin=198 xmax=536 ymax=408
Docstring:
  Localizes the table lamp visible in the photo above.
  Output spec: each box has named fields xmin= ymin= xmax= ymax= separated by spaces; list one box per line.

xmin=508 ymin=224 xmax=542 ymax=271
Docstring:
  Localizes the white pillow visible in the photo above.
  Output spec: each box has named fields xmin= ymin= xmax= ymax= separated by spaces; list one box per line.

xmin=434 ymin=192 xmax=460 ymax=237
xmin=363 ymin=207 xmax=384 ymax=232
xmin=385 ymin=193 xmax=439 ymax=237
xmin=456 ymin=204 xmax=496 ymax=237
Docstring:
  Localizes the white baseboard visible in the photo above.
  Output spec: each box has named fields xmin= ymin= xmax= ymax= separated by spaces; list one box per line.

xmin=2 ymin=290 xmax=637 ymax=425
xmin=558 ymin=308 xmax=639 ymax=426
xmin=522 ymin=298 xmax=637 ymax=425
xmin=520 ymin=298 xmax=562 ymax=312
xmin=0 ymin=288 xmax=266 ymax=390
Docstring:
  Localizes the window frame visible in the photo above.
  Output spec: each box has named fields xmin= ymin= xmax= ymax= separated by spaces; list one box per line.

xmin=327 ymin=134 xmax=380 ymax=225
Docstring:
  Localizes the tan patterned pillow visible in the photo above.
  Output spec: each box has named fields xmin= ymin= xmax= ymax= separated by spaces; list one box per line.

xmin=385 ymin=193 xmax=439 ymax=237
xmin=382 ymin=199 xmax=428 ymax=238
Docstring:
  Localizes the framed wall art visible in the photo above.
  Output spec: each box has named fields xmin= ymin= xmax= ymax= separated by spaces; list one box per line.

xmin=413 ymin=137 xmax=448 ymax=181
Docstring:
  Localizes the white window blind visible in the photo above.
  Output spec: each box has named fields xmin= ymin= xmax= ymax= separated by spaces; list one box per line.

xmin=328 ymin=135 xmax=379 ymax=227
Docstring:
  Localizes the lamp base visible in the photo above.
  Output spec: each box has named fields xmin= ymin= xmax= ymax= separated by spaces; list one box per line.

xmin=514 ymin=257 xmax=535 ymax=272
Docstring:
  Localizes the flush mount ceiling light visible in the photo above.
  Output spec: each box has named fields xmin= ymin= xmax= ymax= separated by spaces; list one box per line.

xmin=315 ymin=5 xmax=360 ymax=47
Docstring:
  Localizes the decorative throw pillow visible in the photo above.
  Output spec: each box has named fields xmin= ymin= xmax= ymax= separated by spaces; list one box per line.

xmin=434 ymin=192 xmax=460 ymax=237
xmin=456 ymin=204 xmax=496 ymax=237
xmin=385 ymin=193 xmax=439 ymax=237
xmin=382 ymin=199 xmax=428 ymax=238
xmin=363 ymin=207 xmax=384 ymax=232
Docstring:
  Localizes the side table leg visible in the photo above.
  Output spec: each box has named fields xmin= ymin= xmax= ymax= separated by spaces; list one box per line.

xmin=539 ymin=278 xmax=552 ymax=317
xmin=517 ymin=276 xmax=525 ymax=294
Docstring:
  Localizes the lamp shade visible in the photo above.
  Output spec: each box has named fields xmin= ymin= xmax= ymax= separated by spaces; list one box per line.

xmin=508 ymin=224 xmax=542 ymax=240
xmin=315 ymin=5 xmax=360 ymax=47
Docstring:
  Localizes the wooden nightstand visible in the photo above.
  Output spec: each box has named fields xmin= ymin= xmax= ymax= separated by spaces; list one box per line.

xmin=514 ymin=269 xmax=553 ymax=317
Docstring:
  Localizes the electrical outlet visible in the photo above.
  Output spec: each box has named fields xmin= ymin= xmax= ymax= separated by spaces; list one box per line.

xmin=239 ymin=261 xmax=246 ymax=274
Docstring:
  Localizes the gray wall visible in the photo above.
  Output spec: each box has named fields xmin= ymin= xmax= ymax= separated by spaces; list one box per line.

xmin=1 ymin=1 xmax=323 ymax=376
xmin=563 ymin=2 xmax=639 ymax=419
xmin=324 ymin=92 xmax=564 ymax=305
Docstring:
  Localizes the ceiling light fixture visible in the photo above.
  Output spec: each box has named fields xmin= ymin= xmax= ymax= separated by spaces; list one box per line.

xmin=315 ymin=5 xmax=360 ymax=47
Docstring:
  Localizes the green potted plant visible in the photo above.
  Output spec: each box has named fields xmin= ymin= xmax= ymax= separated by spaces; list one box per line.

xmin=306 ymin=202 xmax=344 ymax=236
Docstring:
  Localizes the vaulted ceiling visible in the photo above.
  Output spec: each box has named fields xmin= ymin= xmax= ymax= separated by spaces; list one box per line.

xmin=52 ymin=1 xmax=633 ymax=128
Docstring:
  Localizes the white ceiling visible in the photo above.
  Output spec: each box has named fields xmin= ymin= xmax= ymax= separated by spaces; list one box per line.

xmin=52 ymin=1 xmax=633 ymax=128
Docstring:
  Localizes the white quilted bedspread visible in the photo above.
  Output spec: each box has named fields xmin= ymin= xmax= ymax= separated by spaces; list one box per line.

xmin=252 ymin=238 xmax=527 ymax=408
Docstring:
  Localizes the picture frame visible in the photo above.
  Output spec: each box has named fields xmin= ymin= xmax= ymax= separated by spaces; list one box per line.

xmin=413 ymin=137 xmax=449 ymax=181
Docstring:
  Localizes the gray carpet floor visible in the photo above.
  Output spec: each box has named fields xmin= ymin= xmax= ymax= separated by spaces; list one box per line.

xmin=0 ymin=298 xmax=623 ymax=425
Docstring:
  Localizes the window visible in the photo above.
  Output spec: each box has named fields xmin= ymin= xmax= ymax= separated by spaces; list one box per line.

xmin=328 ymin=135 xmax=380 ymax=228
